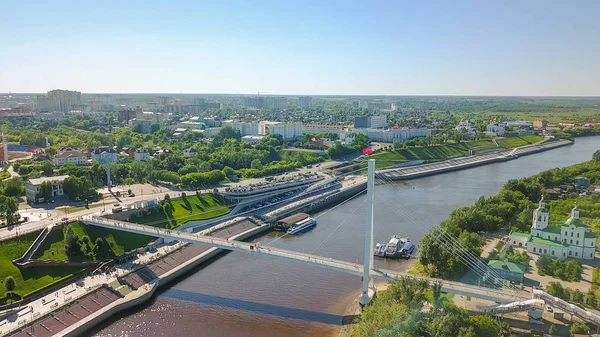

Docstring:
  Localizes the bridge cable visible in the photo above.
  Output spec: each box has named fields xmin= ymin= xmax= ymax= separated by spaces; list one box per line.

xmin=374 ymin=172 xmax=516 ymax=288
xmin=374 ymin=173 xmax=517 ymax=290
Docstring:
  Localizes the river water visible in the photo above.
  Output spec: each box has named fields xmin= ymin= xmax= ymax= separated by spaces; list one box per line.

xmin=88 ymin=137 xmax=600 ymax=337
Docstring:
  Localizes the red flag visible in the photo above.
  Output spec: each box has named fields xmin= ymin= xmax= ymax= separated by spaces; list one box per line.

xmin=362 ymin=147 xmax=373 ymax=155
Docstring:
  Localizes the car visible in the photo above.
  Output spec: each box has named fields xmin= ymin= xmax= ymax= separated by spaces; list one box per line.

xmin=113 ymin=203 xmax=120 ymax=207
xmin=61 ymin=217 xmax=68 ymax=221
xmin=546 ymin=306 xmax=553 ymax=312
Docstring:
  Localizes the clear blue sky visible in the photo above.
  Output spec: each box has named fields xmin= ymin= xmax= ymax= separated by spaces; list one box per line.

xmin=1 ymin=0 xmax=599 ymax=95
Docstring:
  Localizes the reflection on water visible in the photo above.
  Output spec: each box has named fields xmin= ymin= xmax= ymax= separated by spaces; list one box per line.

xmin=89 ymin=137 xmax=600 ymax=337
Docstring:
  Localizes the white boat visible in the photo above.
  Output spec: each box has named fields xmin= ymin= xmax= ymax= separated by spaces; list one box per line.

xmin=374 ymin=235 xmax=416 ymax=258
xmin=286 ymin=217 xmax=317 ymax=235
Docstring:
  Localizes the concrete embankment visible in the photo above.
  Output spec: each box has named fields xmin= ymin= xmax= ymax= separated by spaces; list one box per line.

xmin=379 ymin=139 xmax=573 ymax=181
xmin=265 ymin=139 xmax=574 ymax=220
xmin=25 ymin=221 xmax=271 ymax=337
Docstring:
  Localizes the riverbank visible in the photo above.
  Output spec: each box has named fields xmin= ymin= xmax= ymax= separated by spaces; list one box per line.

xmin=333 ymin=258 xmax=417 ymax=337
xmin=75 ymin=136 xmax=600 ymax=337
xmin=7 ymin=218 xmax=270 ymax=337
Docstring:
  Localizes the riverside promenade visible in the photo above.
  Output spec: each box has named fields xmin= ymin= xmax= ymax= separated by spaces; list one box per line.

xmin=4 ymin=218 xmax=268 ymax=337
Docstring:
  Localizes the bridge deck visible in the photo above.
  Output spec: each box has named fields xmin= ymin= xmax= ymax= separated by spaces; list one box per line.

xmin=83 ymin=215 xmax=529 ymax=303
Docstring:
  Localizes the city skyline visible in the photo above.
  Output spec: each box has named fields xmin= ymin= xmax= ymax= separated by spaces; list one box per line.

xmin=2 ymin=0 xmax=599 ymax=96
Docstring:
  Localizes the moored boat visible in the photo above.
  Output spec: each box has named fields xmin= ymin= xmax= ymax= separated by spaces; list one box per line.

xmin=286 ymin=217 xmax=317 ymax=235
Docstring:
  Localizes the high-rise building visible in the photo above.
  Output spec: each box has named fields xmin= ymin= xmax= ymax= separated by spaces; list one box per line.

xmin=118 ymin=109 xmax=137 ymax=122
xmin=370 ymin=115 xmax=387 ymax=129
xmin=244 ymin=96 xmax=264 ymax=109
xmin=354 ymin=115 xmax=386 ymax=129
xmin=224 ymin=121 xmax=260 ymax=136
xmin=299 ymin=96 xmax=312 ymax=108
xmin=259 ymin=121 xmax=302 ymax=140
xmin=354 ymin=116 xmax=371 ymax=128
xmin=155 ymin=96 xmax=171 ymax=105
xmin=37 ymin=89 xmax=82 ymax=112
xmin=264 ymin=97 xmax=287 ymax=110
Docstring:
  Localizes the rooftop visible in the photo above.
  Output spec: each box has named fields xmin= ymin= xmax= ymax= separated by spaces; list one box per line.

xmin=529 ymin=236 xmax=567 ymax=247
xmin=585 ymin=232 xmax=598 ymax=239
xmin=487 ymin=260 xmax=526 ymax=274
xmin=541 ymin=226 xmax=562 ymax=234
xmin=563 ymin=218 xmax=588 ymax=228
xmin=510 ymin=231 xmax=530 ymax=238
xmin=27 ymin=175 xmax=69 ymax=185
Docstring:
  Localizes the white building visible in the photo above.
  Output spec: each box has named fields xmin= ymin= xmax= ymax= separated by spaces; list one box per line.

xmin=264 ymin=97 xmax=287 ymax=110
xmin=485 ymin=123 xmax=505 ymax=137
xmin=53 ymin=147 xmax=88 ymax=166
xmin=302 ymin=124 xmax=345 ymax=136
xmin=509 ymin=199 xmax=597 ymax=260
xmin=25 ymin=175 xmax=69 ymax=203
xmin=260 ymin=121 xmax=302 ymax=140
xmin=224 ymin=121 xmax=260 ymax=136
xmin=455 ymin=119 xmax=477 ymax=135
xmin=354 ymin=128 xmax=431 ymax=143
xmin=134 ymin=148 xmax=150 ymax=161
xmin=136 ymin=111 xmax=164 ymax=124
xmin=37 ymin=89 xmax=82 ymax=113
xmin=92 ymin=147 xmax=117 ymax=163
xmin=128 ymin=119 xmax=155 ymax=133
xmin=369 ymin=115 xmax=387 ymax=129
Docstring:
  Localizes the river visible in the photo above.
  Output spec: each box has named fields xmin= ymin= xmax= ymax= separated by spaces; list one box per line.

xmin=87 ymin=136 xmax=600 ymax=337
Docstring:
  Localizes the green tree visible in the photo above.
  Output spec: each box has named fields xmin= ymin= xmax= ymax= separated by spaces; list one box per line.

xmin=468 ymin=315 xmax=500 ymax=337
xmin=4 ymin=276 xmax=16 ymax=303
xmin=41 ymin=161 xmax=55 ymax=176
xmin=570 ymin=322 xmax=589 ymax=336
xmin=251 ymin=159 xmax=263 ymax=170
xmin=2 ymin=177 xmax=24 ymax=197
xmin=215 ymin=126 xmax=241 ymax=142
xmin=592 ymin=149 xmax=600 ymax=162
xmin=536 ymin=254 xmax=553 ymax=275
xmin=0 ymin=195 xmax=19 ymax=226
xmin=39 ymin=181 xmax=53 ymax=203
xmin=64 ymin=226 xmax=83 ymax=260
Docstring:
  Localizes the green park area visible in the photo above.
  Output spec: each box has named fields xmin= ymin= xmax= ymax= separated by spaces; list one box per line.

xmin=0 ymin=193 xmax=230 ymax=304
xmin=32 ymin=194 xmax=230 ymax=262
xmin=495 ymin=135 xmax=543 ymax=148
xmin=131 ymin=193 xmax=230 ymax=229
xmin=0 ymin=231 xmax=86 ymax=304
xmin=370 ymin=136 xmax=543 ymax=168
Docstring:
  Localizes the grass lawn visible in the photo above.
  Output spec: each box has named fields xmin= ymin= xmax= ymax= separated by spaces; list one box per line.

xmin=593 ymin=268 xmax=600 ymax=286
xmin=132 ymin=193 xmax=230 ymax=229
xmin=496 ymin=135 xmax=543 ymax=148
xmin=370 ymin=136 xmax=543 ymax=168
xmin=473 ymin=108 xmax=600 ymax=124
xmin=32 ymin=194 xmax=230 ymax=262
xmin=370 ymin=140 xmax=495 ymax=168
xmin=32 ymin=221 xmax=157 ymax=261
xmin=0 ymin=231 xmax=87 ymax=302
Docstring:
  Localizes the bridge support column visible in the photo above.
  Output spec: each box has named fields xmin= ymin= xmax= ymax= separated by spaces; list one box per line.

xmin=360 ymin=159 xmax=376 ymax=308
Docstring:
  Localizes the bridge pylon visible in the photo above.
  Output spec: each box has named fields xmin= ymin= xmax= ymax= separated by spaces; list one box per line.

xmin=359 ymin=159 xmax=376 ymax=308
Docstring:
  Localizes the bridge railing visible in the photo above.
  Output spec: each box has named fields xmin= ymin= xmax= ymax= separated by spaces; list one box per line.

xmin=85 ymin=216 xmax=527 ymax=303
